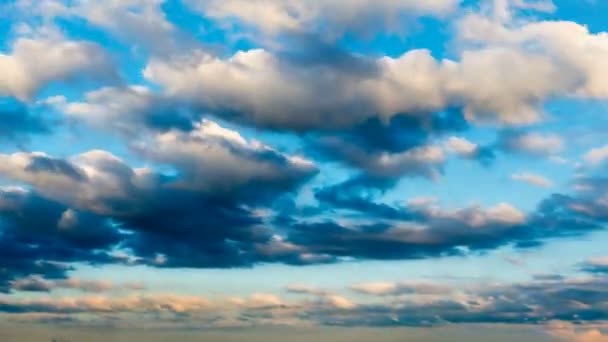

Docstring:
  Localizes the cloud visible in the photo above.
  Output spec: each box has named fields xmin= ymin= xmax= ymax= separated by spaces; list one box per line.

xmin=442 ymin=46 xmax=569 ymax=124
xmin=2 ymin=271 xmax=608 ymax=329
xmin=512 ymin=172 xmax=553 ymax=188
xmin=286 ymin=284 xmax=332 ymax=296
xmin=282 ymin=181 xmax=608 ymax=262
xmin=132 ymin=119 xmax=318 ymax=199
xmin=0 ymin=36 xmax=115 ymax=101
xmin=310 ymin=275 xmax=608 ymax=327
xmin=0 ymin=119 xmax=317 ymax=209
xmin=14 ymin=0 xmax=184 ymax=55
xmin=283 ymin=202 xmax=532 ymax=261
xmin=0 ymin=136 xmax=604 ymax=270
xmin=548 ymin=322 xmax=608 ymax=342
xmin=351 ymin=281 xmax=452 ymax=296
xmin=584 ymin=145 xmax=608 ymax=165
xmin=0 ymin=188 xmax=119 ymax=292
xmin=186 ymin=0 xmax=459 ymax=36
xmin=57 ymin=86 xmax=197 ymax=134
xmin=444 ymin=136 xmax=495 ymax=164
xmin=10 ymin=277 xmax=144 ymax=293
xmin=563 ymin=176 xmax=608 ymax=220
xmin=497 ymin=131 xmax=564 ymax=157
xmin=580 ymin=257 xmax=608 ymax=274
xmin=444 ymin=136 xmax=478 ymax=157
xmin=143 ymin=48 xmax=448 ymax=131
xmin=457 ymin=12 xmax=608 ymax=99
xmin=308 ymin=111 xmax=467 ymax=179
xmin=313 ymin=140 xmax=445 ymax=179
xmin=142 ymin=34 xmax=597 ymax=134
xmin=2 ymin=0 xmax=608 ymax=301
xmin=0 ymin=293 xmax=212 ymax=315
xmin=0 ymin=121 xmax=320 ymax=269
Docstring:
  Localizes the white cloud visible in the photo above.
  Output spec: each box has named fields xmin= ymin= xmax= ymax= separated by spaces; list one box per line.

xmin=144 ymin=40 xmax=597 ymax=129
xmin=56 ymin=85 xmax=191 ymax=135
xmin=584 ymin=145 xmax=608 ymax=165
xmin=0 ymin=36 xmax=115 ymax=100
xmin=512 ymin=172 xmax=553 ymax=188
xmin=411 ymin=201 xmax=527 ymax=227
xmin=15 ymin=0 xmax=180 ymax=54
xmin=458 ymin=13 xmax=608 ymax=99
xmin=444 ymin=137 xmax=478 ymax=157
xmin=443 ymin=47 xmax=568 ymax=124
xmin=500 ymin=132 xmax=564 ymax=157
xmin=144 ymin=48 xmax=448 ymax=130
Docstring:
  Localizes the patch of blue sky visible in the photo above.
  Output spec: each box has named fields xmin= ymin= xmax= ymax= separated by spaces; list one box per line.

xmin=339 ymin=16 xmax=454 ymax=59
xmin=163 ymin=0 xmax=259 ymax=55
xmin=551 ymin=0 xmax=608 ymax=33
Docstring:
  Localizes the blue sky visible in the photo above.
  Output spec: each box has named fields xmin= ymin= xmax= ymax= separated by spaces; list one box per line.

xmin=1 ymin=0 xmax=608 ymax=341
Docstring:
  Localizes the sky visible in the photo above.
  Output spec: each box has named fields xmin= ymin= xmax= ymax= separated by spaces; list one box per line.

xmin=1 ymin=0 xmax=608 ymax=341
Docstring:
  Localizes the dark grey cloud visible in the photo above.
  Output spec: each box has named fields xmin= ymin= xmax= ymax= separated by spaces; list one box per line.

xmin=0 ymin=144 xmax=605 ymax=271
xmin=0 ymin=122 xmax=317 ymax=269
xmin=314 ymin=176 xmax=413 ymax=220
xmin=0 ymin=189 xmax=119 ymax=292
xmin=309 ymin=110 xmax=468 ymax=179
xmin=277 ymin=180 xmax=605 ymax=262
xmin=580 ymin=258 xmax=608 ymax=275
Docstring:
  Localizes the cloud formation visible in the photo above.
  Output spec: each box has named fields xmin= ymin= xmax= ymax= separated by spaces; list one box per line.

xmin=0 ymin=36 xmax=115 ymax=101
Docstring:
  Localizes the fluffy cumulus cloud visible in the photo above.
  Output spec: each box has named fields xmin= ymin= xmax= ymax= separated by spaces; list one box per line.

xmin=0 ymin=119 xmax=316 ymax=206
xmin=55 ymin=86 xmax=197 ymax=134
xmin=144 ymin=45 xmax=567 ymax=131
xmin=143 ymin=48 xmax=449 ymax=131
xmin=0 ymin=121 xmax=320 ymax=268
xmin=132 ymin=119 xmax=317 ymax=197
xmin=458 ymin=11 xmax=608 ymax=99
xmin=0 ymin=36 xmax=115 ymax=101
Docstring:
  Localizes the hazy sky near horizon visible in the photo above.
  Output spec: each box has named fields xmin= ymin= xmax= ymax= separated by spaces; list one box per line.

xmin=0 ymin=325 xmax=559 ymax=342
xmin=1 ymin=0 xmax=608 ymax=341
